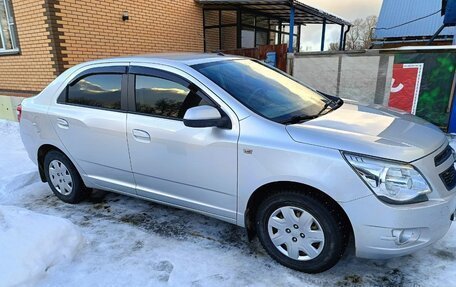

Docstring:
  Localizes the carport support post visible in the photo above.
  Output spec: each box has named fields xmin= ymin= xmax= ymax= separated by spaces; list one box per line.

xmin=288 ymin=4 xmax=295 ymax=53
xmin=320 ymin=18 xmax=326 ymax=51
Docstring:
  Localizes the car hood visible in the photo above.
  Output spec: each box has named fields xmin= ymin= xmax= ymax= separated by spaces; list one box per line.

xmin=286 ymin=102 xmax=447 ymax=162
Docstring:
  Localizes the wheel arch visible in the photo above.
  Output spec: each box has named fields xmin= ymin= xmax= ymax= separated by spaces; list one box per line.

xmin=37 ymin=144 xmax=68 ymax=182
xmin=244 ymin=181 xmax=354 ymax=245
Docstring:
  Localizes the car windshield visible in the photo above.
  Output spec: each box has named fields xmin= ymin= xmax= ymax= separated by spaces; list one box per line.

xmin=192 ymin=59 xmax=331 ymax=124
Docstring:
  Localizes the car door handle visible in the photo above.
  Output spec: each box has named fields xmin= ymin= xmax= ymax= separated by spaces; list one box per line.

xmin=132 ymin=129 xmax=151 ymax=142
xmin=57 ymin=118 xmax=69 ymax=129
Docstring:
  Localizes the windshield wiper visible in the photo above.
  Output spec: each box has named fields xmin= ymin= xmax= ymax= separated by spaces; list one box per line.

xmin=282 ymin=98 xmax=342 ymax=125
xmin=315 ymin=101 xmax=332 ymax=117
xmin=332 ymin=97 xmax=343 ymax=107
xmin=315 ymin=98 xmax=343 ymax=117
xmin=281 ymin=114 xmax=317 ymax=125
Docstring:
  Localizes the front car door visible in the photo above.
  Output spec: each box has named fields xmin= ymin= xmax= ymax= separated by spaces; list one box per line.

xmin=48 ymin=64 xmax=136 ymax=194
xmin=126 ymin=64 xmax=239 ymax=222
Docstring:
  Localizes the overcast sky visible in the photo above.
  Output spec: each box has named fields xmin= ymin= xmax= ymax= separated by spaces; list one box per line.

xmin=299 ymin=0 xmax=384 ymax=51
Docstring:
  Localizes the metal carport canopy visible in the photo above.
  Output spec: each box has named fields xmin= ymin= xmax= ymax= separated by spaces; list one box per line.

xmin=195 ymin=0 xmax=351 ymax=26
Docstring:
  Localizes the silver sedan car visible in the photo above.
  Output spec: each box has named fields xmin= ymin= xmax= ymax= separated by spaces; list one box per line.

xmin=19 ymin=54 xmax=456 ymax=273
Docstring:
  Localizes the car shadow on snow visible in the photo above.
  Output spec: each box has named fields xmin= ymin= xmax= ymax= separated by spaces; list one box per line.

xmin=24 ymin=189 xmax=265 ymax=254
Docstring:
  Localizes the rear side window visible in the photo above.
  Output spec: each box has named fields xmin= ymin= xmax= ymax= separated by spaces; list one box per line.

xmin=135 ymin=75 xmax=209 ymax=119
xmin=67 ymin=74 xmax=122 ymax=110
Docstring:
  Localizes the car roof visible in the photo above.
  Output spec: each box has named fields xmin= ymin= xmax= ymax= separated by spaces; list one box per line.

xmin=83 ymin=53 xmax=245 ymax=67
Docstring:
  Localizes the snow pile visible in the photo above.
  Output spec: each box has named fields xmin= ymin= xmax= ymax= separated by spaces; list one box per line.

xmin=0 ymin=205 xmax=83 ymax=287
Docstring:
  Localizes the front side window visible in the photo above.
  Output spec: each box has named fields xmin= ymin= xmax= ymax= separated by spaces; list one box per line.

xmin=67 ymin=74 xmax=122 ymax=110
xmin=135 ymin=75 xmax=209 ymax=119
xmin=0 ymin=0 xmax=18 ymax=52
xmin=193 ymin=59 xmax=329 ymax=124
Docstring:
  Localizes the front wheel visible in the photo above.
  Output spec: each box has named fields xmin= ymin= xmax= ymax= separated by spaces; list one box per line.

xmin=255 ymin=191 xmax=348 ymax=273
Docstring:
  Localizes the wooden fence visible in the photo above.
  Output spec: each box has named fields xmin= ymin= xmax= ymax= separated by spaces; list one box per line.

xmin=222 ymin=44 xmax=288 ymax=72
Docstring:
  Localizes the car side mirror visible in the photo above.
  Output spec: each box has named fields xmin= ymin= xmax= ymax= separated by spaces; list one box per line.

xmin=183 ymin=105 xmax=231 ymax=129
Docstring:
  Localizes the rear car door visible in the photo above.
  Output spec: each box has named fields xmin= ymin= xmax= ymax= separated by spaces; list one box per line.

xmin=126 ymin=65 xmax=239 ymax=221
xmin=48 ymin=65 xmax=135 ymax=194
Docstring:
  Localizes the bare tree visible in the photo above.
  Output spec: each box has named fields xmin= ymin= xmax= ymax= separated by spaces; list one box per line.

xmin=345 ymin=18 xmax=364 ymax=50
xmin=328 ymin=42 xmax=340 ymax=51
xmin=329 ymin=16 xmax=377 ymax=51
xmin=361 ymin=16 xmax=378 ymax=48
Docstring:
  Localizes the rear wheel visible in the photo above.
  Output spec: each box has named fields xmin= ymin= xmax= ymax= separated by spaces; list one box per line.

xmin=255 ymin=191 xmax=348 ymax=273
xmin=44 ymin=150 xmax=89 ymax=203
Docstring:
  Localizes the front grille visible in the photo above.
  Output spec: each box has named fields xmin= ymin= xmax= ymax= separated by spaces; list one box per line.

xmin=435 ymin=145 xmax=452 ymax=167
xmin=440 ymin=165 xmax=456 ymax=191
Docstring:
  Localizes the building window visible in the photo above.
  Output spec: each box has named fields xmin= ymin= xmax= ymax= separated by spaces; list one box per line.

xmin=269 ymin=31 xmax=279 ymax=45
xmin=203 ymin=9 xmax=300 ymax=52
xmin=241 ymin=27 xmax=254 ymax=48
xmin=221 ymin=26 xmax=237 ymax=50
xmin=221 ymin=10 xmax=237 ymax=25
xmin=256 ymin=16 xmax=269 ymax=29
xmin=0 ymin=0 xmax=18 ymax=53
xmin=255 ymin=30 xmax=268 ymax=46
xmin=280 ymin=24 xmax=299 ymax=52
xmin=205 ymin=27 xmax=220 ymax=52
xmin=241 ymin=13 xmax=255 ymax=26
xmin=204 ymin=9 xmax=238 ymax=52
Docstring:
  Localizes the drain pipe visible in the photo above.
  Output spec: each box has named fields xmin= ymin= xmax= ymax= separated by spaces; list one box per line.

xmin=342 ymin=25 xmax=351 ymax=50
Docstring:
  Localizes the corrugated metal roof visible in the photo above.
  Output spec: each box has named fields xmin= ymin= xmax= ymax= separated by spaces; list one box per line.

xmin=375 ymin=0 xmax=455 ymax=39
xmin=195 ymin=0 xmax=351 ymax=26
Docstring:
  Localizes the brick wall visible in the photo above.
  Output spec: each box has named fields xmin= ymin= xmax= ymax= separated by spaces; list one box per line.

xmin=0 ymin=0 xmax=56 ymax=96
xmin=220 ymin=11 xmax=237 ymax=50
xmin=56 ymin=0 xmax=204 ymax=69
xmin=221 ymin=26 xmax=237 ymax=50
xmin=0 ymin=0 xmax=204 ymax=96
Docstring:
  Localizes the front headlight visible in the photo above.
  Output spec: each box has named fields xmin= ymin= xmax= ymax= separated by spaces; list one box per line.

xmin=343 ymin=152 xmax=432 ymax=204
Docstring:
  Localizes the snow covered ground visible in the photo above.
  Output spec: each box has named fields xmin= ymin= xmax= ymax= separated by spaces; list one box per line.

xmin=0 ymin=119 xmax=455 ymax=287
xmin=0 ymin=206 xmax=82 ymax=287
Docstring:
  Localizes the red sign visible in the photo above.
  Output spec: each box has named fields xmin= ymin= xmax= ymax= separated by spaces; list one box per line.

xmin=389 ymin=64 xmax=423 ymax=114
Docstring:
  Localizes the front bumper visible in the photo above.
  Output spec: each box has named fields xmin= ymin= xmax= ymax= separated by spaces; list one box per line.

xmin=341 ymin=193 xmax=456 ymax=259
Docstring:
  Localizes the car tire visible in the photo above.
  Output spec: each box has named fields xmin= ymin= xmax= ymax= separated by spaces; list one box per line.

xmin=255 ymin=190 xmax=348 ymax=273
xmin=43 ymin=150 xmax=89 ymax=204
